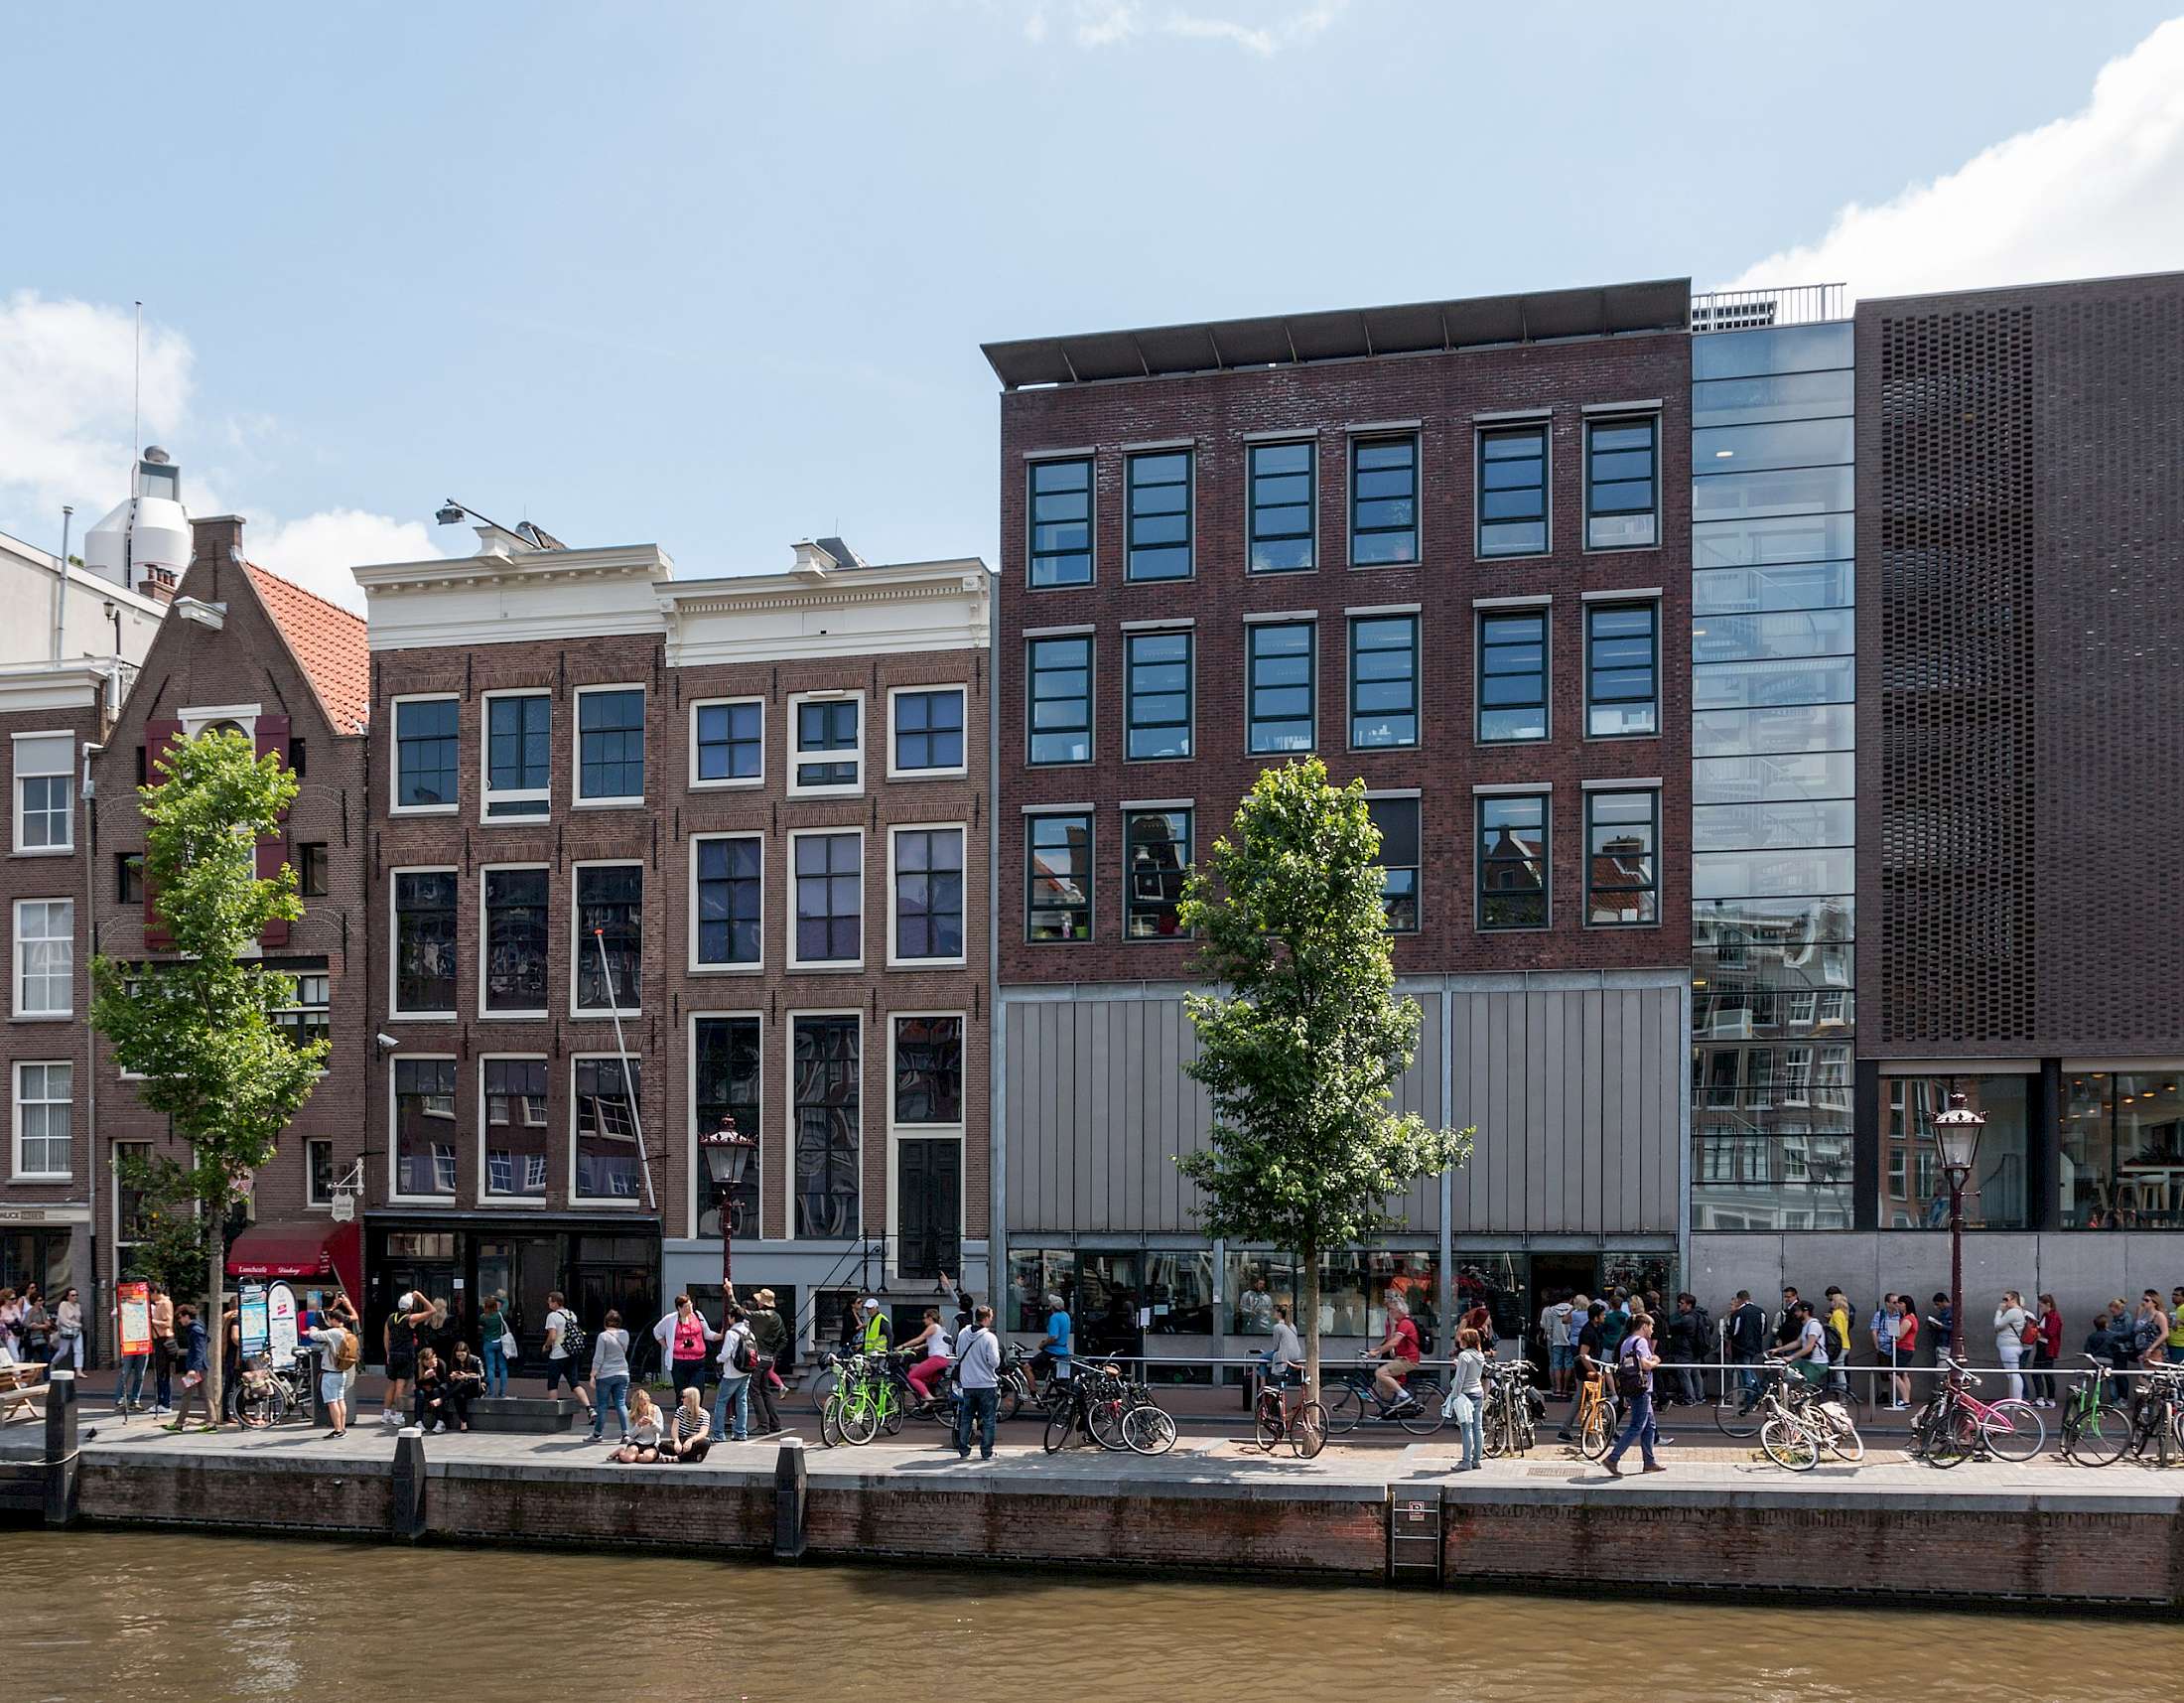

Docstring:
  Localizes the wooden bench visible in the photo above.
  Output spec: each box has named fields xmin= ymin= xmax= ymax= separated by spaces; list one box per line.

xmin=0 ymin=1358 xmax=48 ymax=1424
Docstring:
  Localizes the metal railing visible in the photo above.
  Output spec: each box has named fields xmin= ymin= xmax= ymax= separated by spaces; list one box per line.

xmin=1690 ymin=283 xmax=1848 ymax=331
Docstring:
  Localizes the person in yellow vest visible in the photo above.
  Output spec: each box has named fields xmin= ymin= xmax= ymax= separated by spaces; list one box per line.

xmin=856 ymin=1298 xmax=891 ymax=1355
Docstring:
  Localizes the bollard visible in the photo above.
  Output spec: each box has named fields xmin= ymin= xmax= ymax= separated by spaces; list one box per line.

xmin=309 ymin=1347 xmax=329 ymax=1429
xmin=391 ymin=1425 xmax=428 ymax=1542
xmin=44 ymin=1368 xmax=79 ymax=1528
xmin=772 ymin=1437 xmax=807 ymax=1561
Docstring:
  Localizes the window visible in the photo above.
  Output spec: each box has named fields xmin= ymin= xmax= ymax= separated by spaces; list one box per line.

xmin=1027 ymin=637 xmax=1092 ymax=765
xmin=1349 ymin=615 xmax=1419 ymax=748
xmin=891 ymin=826 xmax=965 ymax=963
xmin=1124 ymin=808 xmax=1190 ymax=939
xmin=573 ymin=1057 xmax=643 ymax=1202
xmin=1478 ymin=611 xmax=1548 ymax=742
xmin=288 ymin=738 xmax=307 ymax=779
xmin=297 ymin=842 xmax=330 ymax=899
xmin=693 ymin=836 xmax=762 ymax=968
xmin=482 ymin=692 xmax=551 ymax=818
xmin=391 ymin=872 xmax=458 ymax=1015
xmin=791 ymin=830 xmax=862 ymax=966
xmin=1585 ymin=603 xmax=1659 ymax=737
xmin=692 ymin=1017 xmax=761 ymax=1237
xmin=272 ymin=971 xmax=332 ymax=1049
xmin=576 ymin=686 xmax=645 ymax=803
xmin=1585 ymin=789 xmax=1659 ymax=925
xmin=890 ymin=687 xmax=965 ymax=777
xmin=1478 ymin=794 xmax=1549 ymax=929
xmin=894 ymin=1015 xmax=963 ymax=1125
xmin=792 ymin=1015 xmax=860 ymax=1237
xmin=13 ymin=1062 xmax=70 ymax=1178
xmin=393 ymin=697 xmax=459 ymax=811
xmin=13 ymin=733 xmax=72 ymax=851
xmin=1126 ymin=450 xmax=1192 ymax=581
xmin=573 ymin=864 xmax=642 ymax=1012
xmin=789 ymin=694 xmax=862 ymax=794
xmin=1246 ymin=622 xmax=1315 ymax=754
xmin=1125 ymin=631 xmax=1192 ymax=760
xmin=482 ymin=867 xmax=551 ymax=1015
xmin=1248 ymin=440 xmax=1315 ymax=572
xmin=482 ymin=1058 xmax=549 ymax=1199
xmin=1350 ymin=435 xmax=1419 ymax=565
xmin=692 ymin=699 xmax=762 ymax=786
xmin=894 ymin=1016 xmax=963 ymax=1281
xmin=1585 ymin=415 xmax=1658 ymax=549
xmin=1367 ymin=797 xmax=1421 ymax=932
xmin=306 ymin=1137 xmax=336 ymax=1207
xmin=1027 ymin=457 xmax=1093 ymax=588
xmin=1026 ymin=812 xmax=1092 ymax=942
xmin=116 ymin=853 xmax=143 ymax=905
xmin=13 ymin=899 xmax=71 ymax=1017
xmin=1477 ymin=425 xmax=1548 ymax=556
xmin=392 ymin=1057 xmax=458 ymax=1198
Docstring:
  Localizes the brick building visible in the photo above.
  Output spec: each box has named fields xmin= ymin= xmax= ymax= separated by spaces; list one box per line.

xmin=356 ymin=530 xmax=989 ymax=1360
xmin=983 ymin=280 xmax=1694 ymax=1358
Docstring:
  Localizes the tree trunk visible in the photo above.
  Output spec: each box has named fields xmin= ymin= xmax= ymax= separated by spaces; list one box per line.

xmin=1300 ymin=1241 xmax=1320 ymax=1406
xmin=205 ymin=1216 xmax=225 ymax=1425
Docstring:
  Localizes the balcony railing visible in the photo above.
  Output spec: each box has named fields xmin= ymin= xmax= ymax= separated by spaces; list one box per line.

xmin=1689 ymin=283 xmax=1848 ymax=332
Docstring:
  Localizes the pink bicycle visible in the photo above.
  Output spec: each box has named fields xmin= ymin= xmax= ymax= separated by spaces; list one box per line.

xmin=1910 ymin=1353 xmax=2046 ymax=1467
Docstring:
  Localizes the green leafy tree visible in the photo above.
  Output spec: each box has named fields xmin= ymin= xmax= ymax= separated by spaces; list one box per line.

xmin=90 ymin=729 xmax=327 ymax=1421
xmin=111 ymin=1152 xmax=213 ymax=1297
xmin=1175 ymin=759 xmax=1474 ymax=1402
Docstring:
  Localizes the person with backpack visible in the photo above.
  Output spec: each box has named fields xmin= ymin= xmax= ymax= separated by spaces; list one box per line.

xmin=542 ymin=1291 xmax=591 ymax=1425
xmin=1601 ymin=1312 xmax=1665 ymax=1478
xmin=711 ymin=1303 xmax=756 ymax=1443
xmin=1666 ymin=1293 xmax=1706 ymax=1406
xmin=746 ymin=1288 xmax=788 ymax=1435
xmin=306 ymin=1314 xmax=358 ymax=1438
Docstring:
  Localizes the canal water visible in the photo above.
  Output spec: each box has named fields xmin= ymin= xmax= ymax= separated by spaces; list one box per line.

xmin=8 ymin=1528 xmax=2175 ymax=1702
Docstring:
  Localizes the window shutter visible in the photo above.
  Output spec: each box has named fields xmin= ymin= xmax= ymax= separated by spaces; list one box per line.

xmin=254 ymin=716 xmax=293 ymax=945
xmin=141 ymin=719 xmax=183 ymax=948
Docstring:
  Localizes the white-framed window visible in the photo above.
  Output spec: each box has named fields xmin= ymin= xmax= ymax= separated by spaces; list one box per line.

xmin=12 ymin=1061 xmax=72 ymax=1180
xmin=787 ymin=690 xmax=864 ymax=797
xmin=12 ymin=732 xmax=73 ymax=853
xmin=572 ymin=861 xmax=643 ymax=1015
xmin=571 ymin=1054 xmax=644 ymax=1205
xmin=888 ymin=1013 xmax=965 ymax=1282
xmin=390 ymin=1055 xmax=460 ymax=1200
xmin=690 ymin=833 xmax=763 ymax=971
xmin=1786 ymin=991 xmax=1818 ymax=1028
xmin=690 ymin=697 xmax=764 ymax=789
xmin=479 ymin=864 xmax=552 ymax=1018
xmin=13 ymin=899 xmax=72 ymax=1017
xmin=480 ymin=688 xmax=551 ymax=820
xmin=887 ymin=685 xmax=967 ymax=780
xmin=389 ymin=868 xmax=459 ymax=1017
xmin=305 ymin=1137 xmax=337 ymax=1207
xmin=690 ymin=1011 xmax=763 ymax=1241
xmin=574 ymin=683 xmax=645 ymax=806
xmin=887 ymin=822 xmax=966 ymax=967
xmin=480 ymin=1055 xmax=551 ymax=1201
xmin=271 ymin=969 xmax=333 ymax=1063
xmin=391 ymin=694 xmax=461 ymax=813
xmin=787 ymin=827 xmax=863 ymax=969
xmin=114 ymin=1138 xmax=153 ymax=1257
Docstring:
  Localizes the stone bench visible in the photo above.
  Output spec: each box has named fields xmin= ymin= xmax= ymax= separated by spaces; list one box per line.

xmin=464 ymin=1395 xmax=578 ymax=1434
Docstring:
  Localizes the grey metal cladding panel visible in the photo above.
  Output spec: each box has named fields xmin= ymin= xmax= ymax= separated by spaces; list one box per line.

xmin=1543 ymin=991 xmax=1571 ymax=1235
xmin=1396 ymin=991 xmax=1440 ymax=1232
xmin=1524 ymin=990 xmax=1548 ymax=1236
xmin=1582 ymin=990 xmax=1606 ymax=1234
xmin=1447 ymin=993 xmax=1482 ymax=1232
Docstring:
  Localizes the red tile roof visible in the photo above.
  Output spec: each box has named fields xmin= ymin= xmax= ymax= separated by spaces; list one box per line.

xmin=245 ymin=563 xmax=369 ymax=734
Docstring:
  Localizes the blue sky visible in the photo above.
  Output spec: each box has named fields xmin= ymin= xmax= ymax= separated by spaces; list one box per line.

xmin=4 ymin=3 xmax=2181 ymax=609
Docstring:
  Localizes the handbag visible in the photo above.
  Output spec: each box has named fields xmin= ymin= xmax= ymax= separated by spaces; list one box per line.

xmin=498 ymin=1328 xmax=519 ymax=1357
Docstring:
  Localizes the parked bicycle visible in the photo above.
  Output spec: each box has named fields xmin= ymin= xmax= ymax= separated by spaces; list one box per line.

xmin=1042 ymin=1361 xmax=1175 ymax=1455
xmin=1755 ymin=1367 xmax=1864 ymax=1472
xmin=1908 ymin=1353 xmax=2045 ymax=1468
xmin=2062 ymin=1363 xmax=2184 ymax=1469
xmin=1252 ymin=1370 xmax=1327 ymax=1459
xmin=1567 ymin=1368 xmax=1620 ymax=1460
xmin=1479 ymin=1358 xmax=1540 ymax=1458
xmin=229 ymin=1349 xmax=312 ymax=1429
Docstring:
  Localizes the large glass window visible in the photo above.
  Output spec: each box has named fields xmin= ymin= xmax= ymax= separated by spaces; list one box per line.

xmin=1477 ymin=424 xmax=1548 ymax=556
xmin=1248 ymin=440 xmax=1314 ymax=572
xmin=894 ymin=1016 xmax=963 ymax=1125
xmin=1585 ymin=603 xmax=1658 ymax=737
xmin=2060 ymin=1070 xmax=2184 ymax=1230
xmin=1027 ymin=457 xmax=1094 ymax=588
xmin=693 ymin=699 xmax=763 ymax=785
xmin=1478 ymin=611 xmax=1548 ymax=742
xmin=481 ymin=1058 xmax=549 ymax=1199
xmin=1125 ymin=631 xmax=1192 ymax=760
xmin=1026 ymin=812 xmax=1091 ymax=942
xmin=574 ymin=864 xmax=642 ymax=1012
xmin=891 ymin=688 xmax=965 ymax=776
xmin=792 ymin=831 xmax=862 ymax=965
xmin=13 ymin=899 xmax=71 ymax=1017
xmin=1350 ymin=435 xmax=1419 ymax=565
xmin=1126 ymin=450 xmax=1192 ymax=581
xmin=1584 ymin=790 xmax=1658 ymax=926
xmin=792 ymin=1016 xmax=860 ymax=1238
xmin=13 ymin=1062 xmax=70 ymax=1178
xmin=392 ymin=1057 xmax=458 ymax=1198
xmin=1246 ymin=622 xmax=1315 ymax=754
xmin=693 ymin=1018 xmax=761 ymax=1238
xmin=1367 ymin=797 xmax=1420 ymax=932
xmin=1584 ymin=416 xmax=1658 ymax=549
xmin=694 ymin=837 xmax=761 ymax=967
xmin=483 ymin=693 xmax=551 ymax=818
xmin=394 ymin=698 xmax=459 ymax=810
xmin=13 ymin=733 xmax=72 ymax=851
xmin=392 ymin=873 xmax=457 ymax=1015
xmin=892 ymin=827 xmax=964 ymax=962
xmin=1477 ymin=794 xmax=1548 ymax=929
xmin=271 ymin=971 xmax=332 ymax=1051
xmin=791 ymin=697 xmax=862 ymax=792
xmin=573 ymin=1057 xmax=643 ymax=1202
xmin=1027 ymin=637 xmax=1092 ymax=766
xmin=576 ymin=688 xmax=644 ymax=802
xmin=482 ymin=868 xmax=550 ymax=1014
xmin=1124 ymin=808 xmax=1190 ymax=939
xmin=1881 ymin=1074 xmax=2031 ymax=1230
xmin=1349 ymin=615 xmax=1418 ymax=749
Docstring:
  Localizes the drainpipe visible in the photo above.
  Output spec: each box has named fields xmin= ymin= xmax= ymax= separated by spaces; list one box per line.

xmin=51 ymin=507 xmax=73 ymax=663
xmin=81 ymin=739 xmax=102 ymax=1360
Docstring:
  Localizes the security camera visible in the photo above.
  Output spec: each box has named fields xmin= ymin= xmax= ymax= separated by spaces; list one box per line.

xmin=375 ymin=1032 xmax=400 ymax=1051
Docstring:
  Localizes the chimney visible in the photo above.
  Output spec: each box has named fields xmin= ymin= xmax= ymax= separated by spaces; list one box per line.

xmin=188 ymin=514 xmax=246 ymax=598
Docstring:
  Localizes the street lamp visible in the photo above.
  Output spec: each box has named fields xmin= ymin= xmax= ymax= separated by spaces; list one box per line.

xmin=699 ymin=1113 xmax=758 ymax=1302
xmin=1929 ymin=1090 xmax=1986 ymax=1358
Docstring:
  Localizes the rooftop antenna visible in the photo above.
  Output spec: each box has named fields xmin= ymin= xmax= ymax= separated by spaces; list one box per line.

xmin=130 ymin=301 xmax=143 ymax=478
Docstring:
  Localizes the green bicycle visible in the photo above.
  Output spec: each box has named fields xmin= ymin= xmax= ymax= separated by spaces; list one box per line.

xmin=823 ymin=1351 xmax=904 ymax=1446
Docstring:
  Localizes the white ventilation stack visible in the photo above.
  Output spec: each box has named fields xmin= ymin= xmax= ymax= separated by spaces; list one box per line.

xmin=83 ymin=446 xmax=191 ymax=595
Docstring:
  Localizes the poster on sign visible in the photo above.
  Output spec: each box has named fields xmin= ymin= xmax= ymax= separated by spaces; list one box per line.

xmin=268 ymin=1282 xmax=300 ymax=1360
xmin=117 ymin=1281 xmax=152 ymax=1356
xmin=240 ymin=1284 xmax=270 ymax=1359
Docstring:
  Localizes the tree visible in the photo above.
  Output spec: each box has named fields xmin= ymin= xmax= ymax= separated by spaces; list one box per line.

xmin=111 ymin=1151 xmax=212 ymax=1297
xmin=1175 ymin=759 xmax=1473 ymax=1405
xmin=90 ymin=729 xmax=327 ymax=1423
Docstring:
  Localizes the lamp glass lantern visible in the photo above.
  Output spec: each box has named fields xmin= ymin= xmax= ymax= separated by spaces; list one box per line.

xmin=1930 ymin=1089 xmax=1986 ymax=1177
xmin=700 ymin=1114 xmax=757 ymax=1192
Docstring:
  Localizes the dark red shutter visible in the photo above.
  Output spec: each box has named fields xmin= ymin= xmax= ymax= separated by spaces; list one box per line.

xmin=141 ymin=719 xmax=183 ymax=948
xmin=254 ymin=717 xmax=293 ymax=945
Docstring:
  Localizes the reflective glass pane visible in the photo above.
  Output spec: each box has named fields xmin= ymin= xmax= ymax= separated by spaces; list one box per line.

xmin=1691 ymin=752 xmax=1855 ymax=805
xmin=1693 ymin=418 xmax=1854 ymax=474
xmin=1691 ymin=703 xmax=1856 ymax=757
xmin=1693 ymin=560 xmax=1853 ymax=615
xmin=1693 ymin=656 xmax=1855 ymax=710
xmin=1691 ymin=367 xmax=1854 ymax=428
xmin=1692 ymin=800 xmax=1854 ymax=853
xmin=1692 ymin=608 xmax=1855 ymax=664
xmin=1693 ymin=512 xmax=1853 ymax=569
xmin=1691 ymin=322 xmax=1853 ymax=381
xmin=1692 ymin=465 xmax=1853 ymax=523
xmin=1693 ymin=848 xmax=1854 ymax=900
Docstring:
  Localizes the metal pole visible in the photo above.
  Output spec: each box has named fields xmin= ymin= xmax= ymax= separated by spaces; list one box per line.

xmin=1948 ymin=1171 xmax=1966 ymax=1360
xmin=720 ymin=1178 xmax=735 ymax=1301
xmin=590 ymin=924 xmax=655 ymax=1211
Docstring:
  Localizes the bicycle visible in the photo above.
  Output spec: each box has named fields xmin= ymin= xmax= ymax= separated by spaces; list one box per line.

xmin=1252 ymin=1369 xmax=1328 ymax=1459
xmin=2065 ymin=1364 xmax=2184 ymax=1469
xmin=229 ymin=1350 xmax=312 ymax=1429
xmin=2059 ymin=1356 xmax=2138 ymax=1466
xmin=1908 ymin=1354 xmax=2045 ymax=1468
xmin=1043 ymin=1362 xmax=1127 ymax=1453
xmin=1478 ymin=1358 xmax=1538 ymax=1458
xmin=820 ymin=1351 xmax=902 ymax=1446
xmin=1754 ymin=1365 xmax=1864 ymax=1471
xmin=1566 ymin=1369 xmax=1620 ymax=1461
xmin=1321 ymin=1355 xmax=1445 ymax=1437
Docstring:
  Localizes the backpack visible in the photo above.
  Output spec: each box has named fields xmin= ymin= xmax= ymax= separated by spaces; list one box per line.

xmin=331 ymin=1330 xmax=359 ymax=1372
xmin=731 ymin=1331 xmax=758 ymax=1375
xmin=1613 ymin=1340 xmax=1647 ymax=1399
xmin=554 ymin=1311 xmax=588 ymax=1362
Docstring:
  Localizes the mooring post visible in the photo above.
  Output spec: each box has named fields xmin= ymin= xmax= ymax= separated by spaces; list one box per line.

xmin=773 ymin=1436 xmax=807 ymax=1561
xmin=43 ymin=1368 xmax=78 ymax=1528
xmin=391 ymin=1425 xmax=428 ymax=1541
xmin=310 ymin=1347 xmax=330 ymax=1429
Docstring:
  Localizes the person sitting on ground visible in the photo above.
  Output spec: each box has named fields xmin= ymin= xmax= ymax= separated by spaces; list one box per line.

xmin=1370 ymin=1295 xmax=1424 ymax=1412
xmin=411 ymin=1347 xmax=450 ymax=1432
xmin=898 ymin=1307 xmax=954 ymax=1407
xmin=613 ymin=1387 xmax=665 ymax=1464
xmin=665 ymin=1385 xmax=713 ymax=1463
xmin=445 ymin=1341 xmax=484 ymax=1432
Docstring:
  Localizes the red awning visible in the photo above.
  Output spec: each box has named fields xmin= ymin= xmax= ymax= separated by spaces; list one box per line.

xmin=225 ymin=1219 xmax=362 ymax=1301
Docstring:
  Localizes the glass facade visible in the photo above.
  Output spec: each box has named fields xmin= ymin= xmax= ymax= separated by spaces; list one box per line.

xmin=2060 ymin=1070 xmax=2184 ymax=1230
xmin=1879 ymin=1074 xmax=2031 ymax=1230
xmin=1689 ymin=318 xmax=1856 ymax=1231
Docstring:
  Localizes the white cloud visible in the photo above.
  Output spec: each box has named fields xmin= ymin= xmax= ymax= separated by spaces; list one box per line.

xmin=247 ymin=509 xmax=439 ymax=616
xmin=1719 ymin=17 xmax=2184 ymax=301
xmin=1021 ymin=0 xmax=1350 ymax=56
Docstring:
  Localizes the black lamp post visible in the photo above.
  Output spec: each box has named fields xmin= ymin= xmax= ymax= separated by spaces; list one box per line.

xmin=699 ymin=1114 xmax=758 ymax=1302
xmin=1930 ymin=1090 xmax=1986 ymax=1359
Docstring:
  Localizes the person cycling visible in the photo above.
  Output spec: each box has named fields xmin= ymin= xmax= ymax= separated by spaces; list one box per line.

xmin=1031 ymin=1292 xmax=1073 ymax=1389
xmin=1371 ymin=1296 xmax=1424 ymax=1414
xmin=1261 ymin=1302 xmax=1304 ymax=1417
xmin=1763 ymin=1299 xmax=1829 ymax=1402
xmin=896 ymin=1307 xmax=954 ymax=1408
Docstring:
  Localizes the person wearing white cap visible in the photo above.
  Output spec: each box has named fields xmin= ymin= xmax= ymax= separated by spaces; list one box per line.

xmin=381 ymin=1290 xmax=433 ymax=1426
xmin=855 ymin=1297 xmax=891 ymax=1356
